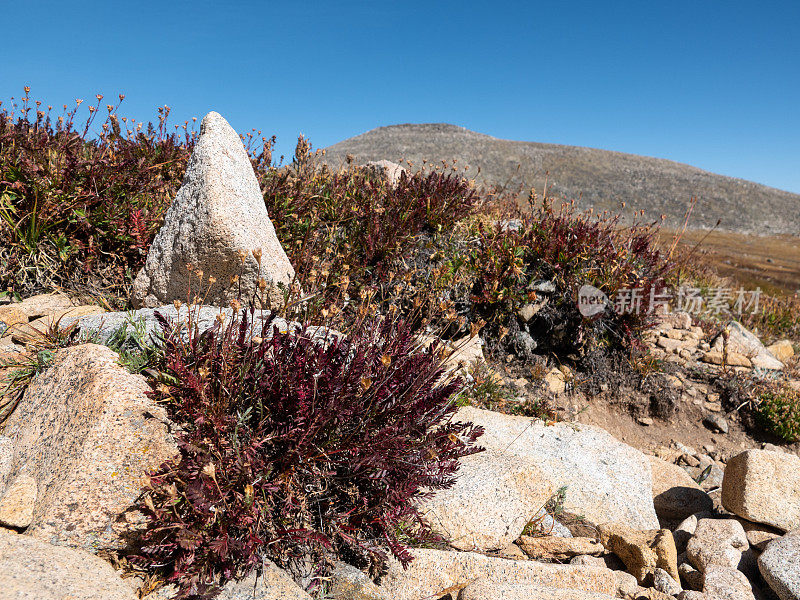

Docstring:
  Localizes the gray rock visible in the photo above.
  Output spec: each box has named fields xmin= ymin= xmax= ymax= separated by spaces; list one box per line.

xmin=711 ymin=321 xmax=783 ymax=371
xmin=570 ymin=555 xmax=607 ymax=568
xmin=132 ymin=111 xmax=295 ymax=309
xmin=1 ymin=344 xmax=178 ymax=550
xmin=613 ymin=571 xmax=640 ymax=599
xmin=649 ymin=456 xmax=713 ymax=522
xmin=515 ymin=330 xmax=538 ymax=355
xmin=216 ymin=560 xmax=311 ymax=600
xmin=740 ymin=520 xmax=783 ymax=552
xmin=382 ymin=548 xmax=619 ymax=600
xmin=674 ymin=512 xmax=715 ymax=553
xmin=0 ymin=436 xmax=12 ymax=493
xmin=364 ymin=160 xmax=406 ymax=186
xmin=518 ymin=300 xmax=546 ymax=322
xmin=328 ymin=562 xmax=389 ymax=600
xmin=686 ymin=518 xmax=749 ymax=573
xmin=702 ymin=565 xmax=756 ymax=600
xmin=654 ymin=567 xmax=683 ymax=595
xmin=419 ymin=448 xmax=554 ymax=551
xmin=722 ymin=450 xmax=800 ymax=532
xmin=703 ymin=414 xmax=729 ymax=434
xmin=761 ymin=443 xmax=786 ymax=453
xmin=679 ymin=561 xmax=704 ymax=591
xmin=677 ymin=592 xmax=707 ymax=600
xmin=455 ymin=407 xmax=659 ymax=530
xmin=531 ymin=280 xmax=557 ymax=293
xmin=460 ymin=579 xmax=616 ymax=600
xmin=500 ymin=219 xmax=523 ymax=232
xmin=0 ymin=529 xmax=136 ymax=599
xmin=758 ymin=529 xmax=800 ymax=600
xmin=62 ymin=304 xmax=291 ymax=346
xmin=0 ymin=473 xmax=37 ymax=529
xmin=529 ymin=506 xmax=573 ymax=538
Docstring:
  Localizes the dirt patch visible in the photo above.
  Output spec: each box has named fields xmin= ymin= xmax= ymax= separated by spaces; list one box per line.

xmin=659 ymin=230 xmax=800 ymax=295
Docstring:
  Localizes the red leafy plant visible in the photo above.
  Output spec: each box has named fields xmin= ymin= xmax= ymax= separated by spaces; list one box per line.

xmin=468 ymin=196 xmax=674 ymax=353
xmin=130 ymin=308 xmax=483 ymax=599
xmin=0 ymin=89 xmax=192 ymax=300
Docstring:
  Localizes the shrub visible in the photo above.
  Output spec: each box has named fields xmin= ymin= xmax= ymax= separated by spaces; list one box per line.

xmin=130 ymin=308 xmax=483 ymax=598
xmin=259 ymin=142 xmax=479 ymax=317
xmin=755 ymin=384 xmax=800 ymax=442
xmin=467 ymin=196 xmax=674 ymax=354
xmin=0 ymin=89 xmax=191 ymax=302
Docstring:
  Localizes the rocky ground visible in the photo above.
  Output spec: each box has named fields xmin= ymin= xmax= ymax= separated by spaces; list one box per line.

xmin=0 ymin=111 xmax=798 ymax=600
xmin=0 ymin=292 xmax=797 ymax=600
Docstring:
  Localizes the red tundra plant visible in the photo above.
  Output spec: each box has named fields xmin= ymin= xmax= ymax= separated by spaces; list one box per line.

xmin=130 ymin=308 xmax=483 ymax=599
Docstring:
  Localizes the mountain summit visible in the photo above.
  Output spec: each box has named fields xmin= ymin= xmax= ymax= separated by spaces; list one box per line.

xmin=324 ymin=123 xmax=800 ymax=235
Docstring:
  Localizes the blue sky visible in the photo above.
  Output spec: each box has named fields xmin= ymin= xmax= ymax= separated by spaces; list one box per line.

xmin=3 ymin=1 xmax=799 ymax=193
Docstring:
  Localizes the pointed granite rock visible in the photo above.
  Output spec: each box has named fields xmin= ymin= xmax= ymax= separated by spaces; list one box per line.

xmin=132 ymin=111 xmax=295 ymax=308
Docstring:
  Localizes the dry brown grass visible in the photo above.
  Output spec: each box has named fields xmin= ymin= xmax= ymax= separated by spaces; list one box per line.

xmin=659 ymin=230 xmax=800 ymax=295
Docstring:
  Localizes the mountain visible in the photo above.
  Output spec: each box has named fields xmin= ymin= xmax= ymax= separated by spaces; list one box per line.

xmin=322 ymin=123 xmax=800 ymax=235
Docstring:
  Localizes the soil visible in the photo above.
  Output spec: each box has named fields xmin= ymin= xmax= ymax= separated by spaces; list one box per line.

xmin=492 ymin=355 xmax=800 ymax=467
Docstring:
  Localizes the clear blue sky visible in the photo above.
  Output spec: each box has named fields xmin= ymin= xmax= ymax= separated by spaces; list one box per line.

xmin=3 ymin=1 xmax=799 ymax=193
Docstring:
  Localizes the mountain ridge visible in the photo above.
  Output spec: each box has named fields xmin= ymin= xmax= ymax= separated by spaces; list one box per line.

xmin=322 ymin=123 xmax=800 ymax=235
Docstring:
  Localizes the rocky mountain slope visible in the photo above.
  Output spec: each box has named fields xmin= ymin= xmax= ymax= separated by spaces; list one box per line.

xmin=323 ymin=124 xmax=800 ymax=235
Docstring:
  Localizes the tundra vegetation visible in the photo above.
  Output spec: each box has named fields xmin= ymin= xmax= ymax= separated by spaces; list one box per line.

xmin=1 ymin=90 xmax=798 ymax=597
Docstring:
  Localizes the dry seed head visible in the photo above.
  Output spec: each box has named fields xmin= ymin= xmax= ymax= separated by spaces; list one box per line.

xmin=258 ymin=278 xmax=267 ymax=292
xmin=253 ymin=248 xmax=263 ymax=264
xmin=229 ymin=298 xmax=242 ymax=312
xmin=208 ymin=276 xmax=217 ymax=285
xmin=173 ymin=300 xmax=182 ymax=311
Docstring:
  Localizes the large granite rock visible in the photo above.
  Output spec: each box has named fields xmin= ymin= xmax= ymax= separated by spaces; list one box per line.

xmin=758 ymin=529 xmax=800 ymax=600
xmin=0 ymin=472 xmax=37 ymax=528
xmin=13 ymin=292 xmax=76 ymax=318
xmin=767 ymin=340 xmax=795 ymax=363
xmin=711 ymin=321 xmax=783 ymax=370
xmin=517 ymin=535 xmax=603 ymax=560
xmin=1 ymin=344 xmax=178 ymax=550
xmin=328 ymin=562 xmax=389 ymax=600
xmin=381 ymin=548 xmax=619 ymax=600
xmin=364 ymin=160 xmax=407 ymax=186
xmin=649 ymin=456 xmax=713 ymax=523
xmin=0 ymin=435 xmax=12 ymax=492
xmin=419 ymin=448 xmax=554 ymax=551
xmin=61 ymin=304 xmax=289 ymax=345
xmin=597 ymin=522 xmax=679 ymax=584
xmin=216 ymin=561 xmax=312 ymax=600
xmin=459 ymin=579 xmax=616 ymax=600
xmin=455 ymin=407 xmax=659 ymax=529
xmin=686 ymin=518 xmax=749 ymax=573
xmin=722 ymin=450 xmax=800 ymax=532
xmin=0 ymin=529 xmax=136 ymax=599
xmin=132 ymin=111 xmax=295 ymax=309
xmin=702 ymin=565 xmax=756 ymax=600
